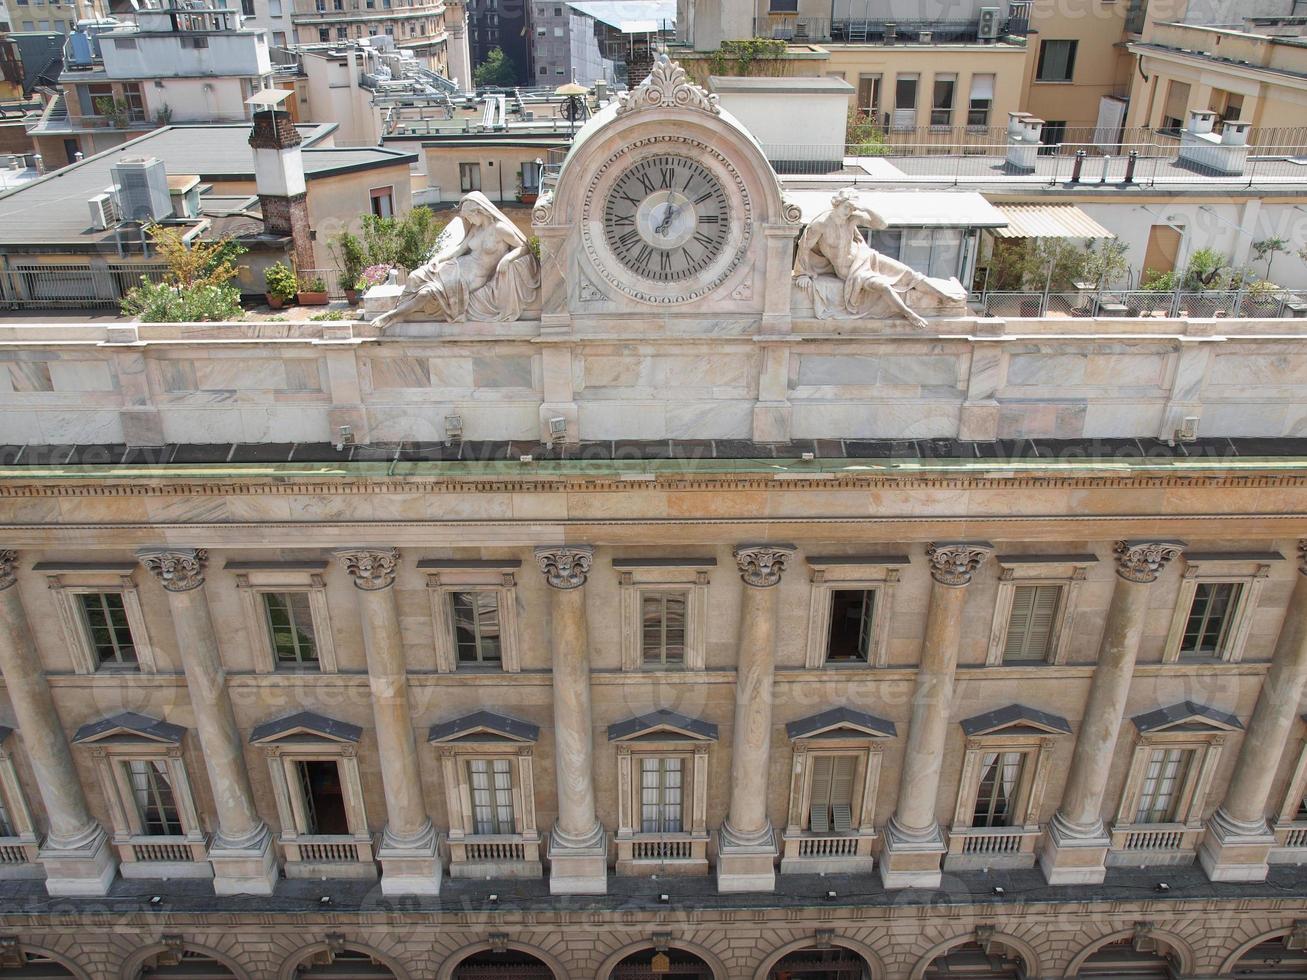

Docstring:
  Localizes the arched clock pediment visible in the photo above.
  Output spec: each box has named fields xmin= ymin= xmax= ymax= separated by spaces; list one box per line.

xmin=533 ymin=57 xmax=800 ymax=324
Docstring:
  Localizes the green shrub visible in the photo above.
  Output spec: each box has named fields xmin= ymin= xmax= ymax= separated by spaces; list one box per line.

xmin=121 ymin=278 xmax=243 ymax=322
xmin=299 ymin=275 xmax=327 ymax=293
xmin=264 ymin=262 xmax=298 ymax=302
xmin=309 ymin=309 xmax=347 ymax=321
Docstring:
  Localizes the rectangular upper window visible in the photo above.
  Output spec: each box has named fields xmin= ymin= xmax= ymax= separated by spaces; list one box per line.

xmin=1003 ymin=584 xmax=1061 ymax=663
xmin=263 ymin=592 xmax=318 ymax=667
xmin=451 ymin=591 xmax=502 ymax=665
xmin=295 ymin=760 xmax=349 ymax=835
xmin=79 ymin=592 xmax=138 ymax=668
xmin=1036 ymin=39 xmax=1077 ymax=82
xmin=1180 ymin=582 xmax=1241 ymax=658
xmin=641 ymin=591 xmax=687 ymax=667
xmin=826 ymin=589 xmax=874 ymax=663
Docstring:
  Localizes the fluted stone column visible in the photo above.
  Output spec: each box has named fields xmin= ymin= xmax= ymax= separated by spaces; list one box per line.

xmin=1200 ymin=540 xmax=1307 ymax=881
xmin=880 ymin=542 xmax=991 ymax=889
xmin=0 ymin=551 xmax=117 ymax=895
xmin=335 ymin=548 xmax=441 ymax=895
xmin=1039 ymin=540 xmax=1184 ymax=885
xmin=138 ymin=548 xmax=278 ymax=895
xmin=717 ymin=544 xmax=794 ymax=893
xmin=535 ymin=546 xmax=606 ymax=894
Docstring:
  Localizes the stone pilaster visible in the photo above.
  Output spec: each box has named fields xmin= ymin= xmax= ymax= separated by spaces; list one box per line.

xmin=535 ymin=546 xmax=607 ymax=894
xmin=717 ymin=544 xmax=795 ymax=893
xmin=334 ymin=548 xmax=441 ymax=895
xmin=137 ymin=548 xmax=278 ymax=895
xmin=0 ymin=551 xmax=117 ymax=895
xmin=1039 ymin=540 xmax=1184 ymax=885
xmin=1200 ymin=540 xmax=1307 ymax=881
xmin=880 ymin=542 xmax=991 ymax=889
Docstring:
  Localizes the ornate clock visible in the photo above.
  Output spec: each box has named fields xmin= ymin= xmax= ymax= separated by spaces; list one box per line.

xmin=581 ymin=135 xmax=752 ymax=305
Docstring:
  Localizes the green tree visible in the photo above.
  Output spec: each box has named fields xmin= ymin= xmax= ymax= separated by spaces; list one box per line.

xmin=1252 ymin=237 xmax=1289 ymax=279
xmin=473 ymin=47 xmax=517 ymax=87
xmin=357 ymin=208 xmax=445 ymax=271
xmin=120 ymin=225 xmax=246 ymax=322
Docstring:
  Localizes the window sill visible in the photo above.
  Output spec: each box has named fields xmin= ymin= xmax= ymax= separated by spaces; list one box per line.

xmin=117 ymin=835 xmax=212 ymax=877
xmin=1107 ymin=822 xmax=1202 ymax=864
xmin=945 ymin=825 xmax=1040 ymax=870
xmin=1032 ymin=78 xmax=1075 ymax=84
xmin=821 ymin=658 xmax=873 ymax=668
xmin=780 ymin=829 xmax=876 ymax=872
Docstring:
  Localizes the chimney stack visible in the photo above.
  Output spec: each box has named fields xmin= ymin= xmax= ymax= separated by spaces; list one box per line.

xmin=247 ymin=89 xmax=314 ymax=275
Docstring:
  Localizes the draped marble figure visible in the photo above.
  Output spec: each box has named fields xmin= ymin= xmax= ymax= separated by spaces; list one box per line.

xmin=793 ymin=188 xmax=967 ymax=324
xmin=373 ymin=192 xmax=540 ymax=327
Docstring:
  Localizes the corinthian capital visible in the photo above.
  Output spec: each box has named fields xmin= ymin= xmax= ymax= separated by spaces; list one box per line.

xmin=138 ymin=548 xmax=208 ymax=592
xmin=733 ymin=544 xmax=795 ymax=588
xmin=535 ymin=546 xmax=593 ymax=590
xmin=334 ymin=548 xmax=400 ymax=591
xmin=1298 ymin=540 xmax=1307 ymax=577
xmin=926 ymin=542 xmax=993 ymax=587
xmin=1113 ymin=540 xmax=1184 ymax=584
xmin=0 ymin=551 xmax=16 ymax=592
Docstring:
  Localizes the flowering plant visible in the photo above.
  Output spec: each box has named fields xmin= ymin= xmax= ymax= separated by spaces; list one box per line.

xmin=358 ymin=264 xmax=393 ymax=289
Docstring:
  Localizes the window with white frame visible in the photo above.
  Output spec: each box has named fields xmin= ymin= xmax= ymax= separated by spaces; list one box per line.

xmin=640 ymin=757 xmax=683 ymax=833
xmin=985 ymin=555 xmax=1093 ymax=666
xmin=783 ymin=708 xmax=892 ymax=848
xmin=949 ymin=706 xmax=1068 ymax=845
xmin=423 ymin=560 xmax=522 ymax=672
xmin=251 ymin=712 xmax=373 ymax=870
xmin=468 ymin=758 xmax=515 ymax=834
xmin=1162 ymin=554 xmax=1275 ymax=663
xmin=615 ymin=559 xmax=712 ymax=671
xmin=807 ymin=753 xmax=856 ymax=833
xmin=229 ymin=561 xmax=337 ymax=673
xmin=36 ymin=562 xmax=156 ymax=675
xmin=1112 ymin=702 xmax=1240 ymax=839
xmin=459 ymin=162 xmax=481 ymax=192
xmin=74 ymin=713 xmax=209 ymax=874
xmin=967 ymin=73 xmax=995 ymax=127
xmin=803 ymin=557 xmax=905 ymax=668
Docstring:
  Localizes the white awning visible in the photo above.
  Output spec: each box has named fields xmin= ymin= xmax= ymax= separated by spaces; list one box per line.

xmin=991 ymin=203 xmax=1116 ymax=239
xmin=786 ymin=190 xmax=1007 ymax=228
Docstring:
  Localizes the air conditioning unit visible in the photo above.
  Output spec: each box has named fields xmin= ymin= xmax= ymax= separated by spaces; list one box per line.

xmin=978 ymin=6 xmax=1000 ymax=39
xmin=883 ymin=21 xmax=896 ymax=43
xmin=87 ymin=191 xmax=119 ymax=231
xmin=111 ymin=157 xmax=170 ymax=222
xmin=919 ymin=29 xmax=932 ymax=42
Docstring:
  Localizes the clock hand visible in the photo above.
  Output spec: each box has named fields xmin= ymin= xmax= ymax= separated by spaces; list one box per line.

xmin=655 ymin=202 xmax=680 ymax=236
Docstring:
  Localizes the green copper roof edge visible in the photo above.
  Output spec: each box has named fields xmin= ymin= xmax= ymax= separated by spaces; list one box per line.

xmin=0 ymin=456 xmax=1304 ymax=481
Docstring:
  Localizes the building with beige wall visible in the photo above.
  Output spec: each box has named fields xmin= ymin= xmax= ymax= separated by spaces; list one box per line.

xmin=1 ymin=57 xmax=1307 ymax=980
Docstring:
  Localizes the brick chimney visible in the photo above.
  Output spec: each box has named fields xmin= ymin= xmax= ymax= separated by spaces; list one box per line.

xmin=247 ymin=90 xmax=314 ymax=275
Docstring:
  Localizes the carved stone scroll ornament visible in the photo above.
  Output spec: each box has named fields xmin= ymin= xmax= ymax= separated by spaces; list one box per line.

xmin=792 ymin=187 xmax=968 ymax=323
xmin=616 ymin=55 xmax=720 ymax=117
xmin=733 ymin=545 xmax=795 ymax=588
xmin=0 ymin=551 xmax=16 ymax=592
xmin=1113 ymin=541 xmax=1184 ymax=584
xmin=926 ymin=542 xmax=993 ymax=587
xmin=334 ymin=548 xmax=400 ymax=591
xmin=1298 ymin=539 xmax=1307 ymax=576
xmin=371 ymin=191 xmax=540 ymax=327
xmin=535 ymin=547 xmax=594 ymax=590
xmin=138 ymin=548 xmax=208 ymax=592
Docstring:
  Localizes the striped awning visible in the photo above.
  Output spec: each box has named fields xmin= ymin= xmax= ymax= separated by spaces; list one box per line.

xmin=991 ymin=203 xmax=1115 ymax=239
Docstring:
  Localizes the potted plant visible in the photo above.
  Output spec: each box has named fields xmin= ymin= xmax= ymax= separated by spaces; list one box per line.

xmin=264 ymin=262 xmax=298 ymax=309
xmin=297 ymin=275 xmax=328 ymax=306
xmin=330 ymin=230 xmax=367 ymax=305
xmin=342 ymin=273 xmax=360 ymax=305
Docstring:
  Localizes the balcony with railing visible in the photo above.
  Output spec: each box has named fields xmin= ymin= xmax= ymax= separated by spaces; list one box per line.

xmin=615 ymin=832 xmax=709 ymax=875
xmin=117 ymin=835 xmax=211 ymax=877
xmin=448 ymin=834 xmax=542 ymax=879
xmin=280 ymin=834 xmax=378 ymax=878
xmin=945 ymin=825 xmax=1040 ymax=870
xmin=1108 ymin=823 xmax=1204 ymax=865
xmin=0 ymin=835 xmax=41 ymax=879
xmin=780 ymin=829 xmax=876 ymax=874
xmin=1271 ymin=821 xmax=1307 ymax=862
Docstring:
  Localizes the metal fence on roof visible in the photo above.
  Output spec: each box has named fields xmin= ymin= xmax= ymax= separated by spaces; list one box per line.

xmin=972 ymin=289 xmax=1307 ymax=319
xmin=0 ymin=263 xmax=169 ymax=310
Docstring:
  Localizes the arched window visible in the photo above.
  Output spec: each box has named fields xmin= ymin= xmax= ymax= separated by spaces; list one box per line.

xmin=293 ymin=949 xmax=396 ymax=979
xmin=450 ymin=950 xmax=555 ymax=979
xmin=1078 ymin=939 xmax=1176 ymax=979
xmin=0 ymin=952 xmax=77 ymax=978
xmin=609 ymin=948 xmax=714 ymax=980
xmin=1229 ymin=938 xmax=1307 ymax=978
xmin=139 ymin=950 xmax=236 ymax=979
xmin=922 ymin=941 xmax=1023 ymax=979
xmin=768 ymin=946 xmax=871 ymax=979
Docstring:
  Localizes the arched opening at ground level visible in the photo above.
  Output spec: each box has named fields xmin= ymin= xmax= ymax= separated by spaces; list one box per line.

xmin=449 ymin=950 xmax=555 ymax=979
xmin=138 ymin=949 xmax=238 ymax=979
xmin=1076 ymin=939 xmax=1177 ymax=978
xmin=1225 ymin=935 xmax=1307 ymax=977
xmin=767 ymin=946 xmax=871 ymax=979
xmin=609 ymin=948 xmax=716 ymax=980
xmin=292 ymin=950 xmax=397 ymax=979
xmin=0 ymin=953 xmax=78 ymax=978
xmin=922 ymin=941 xmax=1025 ymax=979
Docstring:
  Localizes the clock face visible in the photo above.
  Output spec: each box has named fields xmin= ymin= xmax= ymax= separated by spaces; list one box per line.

xmin=602 ymin=155 xmax=730 ymax=284
xmin=581 ymin=135 xmax=752 ymax=305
